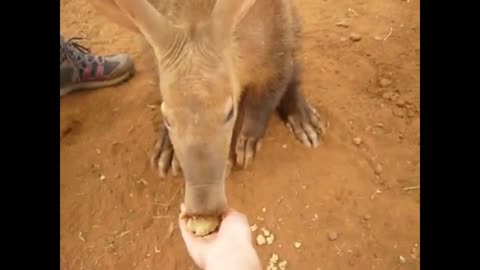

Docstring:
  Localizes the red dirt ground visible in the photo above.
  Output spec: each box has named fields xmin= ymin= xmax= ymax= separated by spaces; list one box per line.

xmin=60 ymin=0 xmax=420 ymax=269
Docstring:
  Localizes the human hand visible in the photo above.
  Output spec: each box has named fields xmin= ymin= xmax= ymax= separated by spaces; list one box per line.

xmin=178 ymin=204 xmax=257 ymax=269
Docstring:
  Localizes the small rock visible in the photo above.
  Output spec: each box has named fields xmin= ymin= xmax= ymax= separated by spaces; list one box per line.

xmin=256 ymin=234 xmax=266 ymax=246
xmin=363 ymin=213 xmax=372 ymax=221
xmin=262 ymin=207 xmax=267 ymax=213
xmin=374 ymin=164 xmax=383 ymax=175
xmin=282 ymin=144 xmax=287 ymax=148
xmin=352 ymin=137 xmax=362 ymax=146
xmin=262 ymin=228 xmax=271 ymax=237
xmin=399 ymin=255 xmax=406 ymax=264
xmin=78 ymin=232 xmax=86 ymax=242
xmin=336 ymin=20 xmax=350 ymax=28
xmin=382 ymin=91 xmax=393 ymax=100
xmin=396 ymin=98 xmax=406 ymax=107
xmin=407 ymin=109 xmax=415 ymax=117
xmin=294 ymin=242 xmax=302 ymax=248
xmin=146 ymin=104 xmax=158 ymax=110
xmin=349 ymin=33 xmax=362 ymax=41
xmin=379 ymin=78 xmax=392 ymax=87
xmin=100 ymin=175 xmax=106 ymax=181
xmin=328 ymin=231 xmax=338 ymax=241
xmin=392 ymin=107 xmax=406 ymax=118
xmin=340 ymin=37 xmax=349 ymax=42
xmin=374 ymin=35 xmax=383 ymax=41
xmin=250 ymin=224 xmax=258 ymax=232
xmin=410 ymin=247 xmax=417 ymax=259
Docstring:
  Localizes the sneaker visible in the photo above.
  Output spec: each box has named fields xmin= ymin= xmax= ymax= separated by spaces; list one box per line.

xmin=60 ymin=35 xmax=134 ymax=97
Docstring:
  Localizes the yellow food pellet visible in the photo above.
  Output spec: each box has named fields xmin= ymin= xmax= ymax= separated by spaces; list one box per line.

xmin=186 ymin=216 xmax=220 ymax=237
xmin=256 ymin=234 xmax=266 ymax=245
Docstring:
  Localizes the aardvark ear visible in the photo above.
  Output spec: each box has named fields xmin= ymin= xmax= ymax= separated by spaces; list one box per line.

xmin=209 ymin=0 xmax=256 ymax=46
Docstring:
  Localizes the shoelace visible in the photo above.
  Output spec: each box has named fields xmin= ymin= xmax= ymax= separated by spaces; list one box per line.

xmin=66 ymin=37 xmax=91 ymax=55
xmin=62 ymin=37 xmax=103 ymax=67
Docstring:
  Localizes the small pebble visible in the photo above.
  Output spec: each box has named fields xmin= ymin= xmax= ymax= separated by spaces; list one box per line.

xmin=78 ymin=232 xmax=86 ymax=242
xmin=410 ymin=247 xmax=417 ymax=259
xmin=250 ymin=224 xmax=258 ymax=232
xmin=340 ymin=37 xmax=349 ymax=42
xmin=379 ymin=78 xmax=392 ymax=87
xmin=396 ymin=98 xmax=406 ymax=107
xmin=100 ymin=175 xmax=106 ymax=181
xmin=256 ymin=234 xmax=266 ymax=246
xmin=407 ymin=109 xmax=415 ymax=117
xmin=262 ymin=228 xmax=271 ymax=237
xmin=382 ymin=91 xmax=393 ymax=100
xmin=328 ymin=231 xmax=338 ymax=241
xmin=353 ymin=137 xmax=362 ymax=146
xmin=392 ymin=107 xmax=406 ymax=118
xmin=294 ymin=242 xmax=302 ymax=248
xmin=279 ymin=260 xmax=288 ymax=270
xmin=336 ymin=20 xmax=350 ymax=28
xmin=282 ymin=144 xmax=287 ymax=148
xmin=399 ymin=255 xmax=406 ymax=264
xmin=262 ymin=207 xmax=267 ymax=213
xmin=363 ymin=213 xmax=372 ymax=221
xmin=374 ymin=164 xmax=383 ymax=175
xmin=349 ymin=33 xmax=362 ymax=41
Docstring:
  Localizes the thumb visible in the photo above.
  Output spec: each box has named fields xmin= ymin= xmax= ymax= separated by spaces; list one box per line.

xmin=218 ymin=209 xmax=251 ymax=238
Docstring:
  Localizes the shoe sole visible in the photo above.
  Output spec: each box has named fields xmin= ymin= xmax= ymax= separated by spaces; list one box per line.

xmin=60 ymin=71 xmax=134 ymax=97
